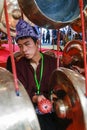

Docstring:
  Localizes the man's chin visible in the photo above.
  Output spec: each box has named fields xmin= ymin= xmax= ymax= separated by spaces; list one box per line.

xmin=25 ymin=55 xmax=32 ymax=59
xmin=25 ymin=55 xmax=29 ymax=59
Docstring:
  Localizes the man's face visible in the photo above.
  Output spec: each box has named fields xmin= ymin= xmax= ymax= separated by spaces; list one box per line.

xmin=17 ymin=37 xmax=38 ymax=59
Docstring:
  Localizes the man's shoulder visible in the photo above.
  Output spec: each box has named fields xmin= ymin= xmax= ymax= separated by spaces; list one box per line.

xmin=43 ymin=53 xmax=57 ymax=61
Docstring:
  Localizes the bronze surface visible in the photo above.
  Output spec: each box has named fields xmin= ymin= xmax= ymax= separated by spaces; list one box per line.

xmin=49 ymin=67 xmax=87 ymax=130
xmin=18 ymin=0 xmax=87 ymax=29
xmin=0 ymin=67 xmax=40 ymax=130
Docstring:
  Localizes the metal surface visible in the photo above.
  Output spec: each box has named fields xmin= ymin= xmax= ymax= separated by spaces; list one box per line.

xmin=0 ymin=0 xmax=35 ymax=36
xmin=70 ymin=5 xmax=87 ymax=32
xmin=0 ymin=67 xmax=40 ymax=130
xmin=0 ymin=0 xmax=4 ymax=21
xmin=70 ymin=17 xmax=83 ymax=33
xmin=18 ymin=0 xmax=87 ymax=29
xmin=49 ymin=67 xmax=87 ymax=130
xmin=0 ymin=0 xmax=87 ymax=33
xmin=70 ymin=13 xmax=87 ymax=33
xmin=62 ymin=40 xmax=85 ymax=68
xmin=0 ymin=0 xmax=21 ymax=36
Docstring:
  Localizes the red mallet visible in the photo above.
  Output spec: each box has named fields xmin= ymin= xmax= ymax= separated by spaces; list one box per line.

xmin=38 ymin=99 xmax=52 ymax=114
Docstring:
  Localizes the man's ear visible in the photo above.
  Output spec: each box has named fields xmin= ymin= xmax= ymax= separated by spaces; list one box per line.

xmin=37 ymin=39 xmax=40 ymax=45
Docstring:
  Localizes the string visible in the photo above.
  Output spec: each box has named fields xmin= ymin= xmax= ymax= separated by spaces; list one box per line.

xmin=34 ymin=53 xmax=44 ymax=95
xmin=4 ymin=0 xmax=19 ymax=96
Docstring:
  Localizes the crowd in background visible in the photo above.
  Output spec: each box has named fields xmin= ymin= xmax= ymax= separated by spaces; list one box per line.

xmin=0 ymin=26 xmax=83 ymax=47
xmin=40 ymin=26 xmax=82 ymax=46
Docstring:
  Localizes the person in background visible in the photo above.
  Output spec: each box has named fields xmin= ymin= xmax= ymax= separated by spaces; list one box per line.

xmin=6 ymin=19 xmax=72 ymax=130
xmin=46 ymin=30 xmax=50 ymax=43
xmin=42 ymin=30 xmax=45 ymax=43
xmin=52 ymin=29 xmax=57 ymax=45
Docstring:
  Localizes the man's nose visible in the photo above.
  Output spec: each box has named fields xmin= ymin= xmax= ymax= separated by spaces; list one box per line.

xmin=22 ymin=45 xmax=27 ymax=52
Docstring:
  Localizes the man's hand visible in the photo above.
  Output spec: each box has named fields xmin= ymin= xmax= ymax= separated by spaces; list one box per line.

xmin=32 ymin=94 xmax=46 ymax=103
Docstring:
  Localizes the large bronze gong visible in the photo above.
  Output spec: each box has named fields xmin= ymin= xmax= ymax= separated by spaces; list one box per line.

xmin=62 ymin=40 xmax=86 ymax=68
xmin=70 ymin=11 xmax=87 ymax=33
xmin=0 ymin=0 xmax=35 ymax=37
xmin=0 ymin=67 xmax=40 ymax=130
xmin=18 ymin=0 xmax=87 ymax=29
xmin=49 ymin=67 xmax=87 ymax=130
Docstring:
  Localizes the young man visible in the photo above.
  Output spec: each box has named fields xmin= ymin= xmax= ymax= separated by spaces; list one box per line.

xmin=6 ymin=19 xmax=71 ymax=130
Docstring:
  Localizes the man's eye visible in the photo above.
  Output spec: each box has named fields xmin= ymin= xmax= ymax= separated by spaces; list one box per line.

xmin=25 ymin=42 xmax=31 ymax=46
xmin=25 ymin=42 xmax=30 ymax=46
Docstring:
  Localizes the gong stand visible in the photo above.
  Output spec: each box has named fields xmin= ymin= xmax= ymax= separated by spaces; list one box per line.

xmin=57 ymin=29 xmax=60 ymax=68
xmin=79 ymin=0 xmax=87 ymax=96
xmin=4 ymin=0 xmax=19 ymax=96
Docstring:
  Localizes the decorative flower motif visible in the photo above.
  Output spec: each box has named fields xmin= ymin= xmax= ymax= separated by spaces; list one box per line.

xmin=38 ymin=99 xmax=52 ymax=114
